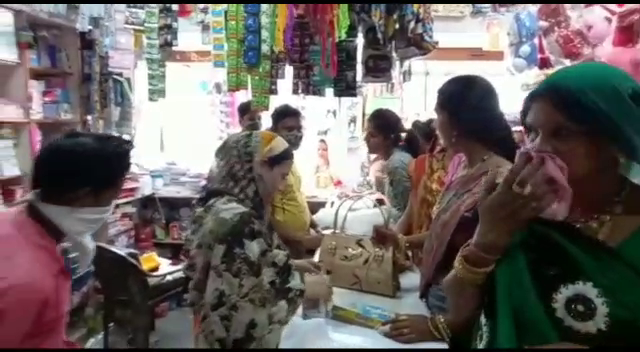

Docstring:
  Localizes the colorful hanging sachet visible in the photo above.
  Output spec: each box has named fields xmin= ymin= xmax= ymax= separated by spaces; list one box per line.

xmin=249 ymin=4 xmax=273 ymax=111
xmin=227 ymin=5 xmax=249 ymax=92
xmin=224 ymin=4 xmax=356 ymax=100
xmin=145 ymin=4 xmax=165 ymax=102
xmin=334 ymin=4 xmax=358 ymax=97
xmin=210 ymin=4 xmax=226 ymax=68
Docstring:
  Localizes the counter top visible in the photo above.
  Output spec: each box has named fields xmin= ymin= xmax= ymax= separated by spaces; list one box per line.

xmin=280 ymin=270 xmax=448 ymax=349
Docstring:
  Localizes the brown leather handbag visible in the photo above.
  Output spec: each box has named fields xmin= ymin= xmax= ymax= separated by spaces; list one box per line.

xmin=318 ymin=195 xmax=400 ymax=297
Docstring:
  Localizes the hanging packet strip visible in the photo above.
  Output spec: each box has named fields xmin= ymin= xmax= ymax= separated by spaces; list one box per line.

xmin=210 ymin=4 xmax=227 ymax=68
xmin=338 ymin=4 xmax=350 ymax=40
xmin=274 ymin=4 xmax=287 ymax=52
xmin=226 ymin=4 xmax=240 ymax=91
xmin=237 ymin=7 xmax=249 ymax=90
xmin=253 ymin=4 xmax=273 ymax=111
xmin=145 ymin=4 xmax=164 ymax=102
xmin=243 ymin=4 xmax=261 ymax=68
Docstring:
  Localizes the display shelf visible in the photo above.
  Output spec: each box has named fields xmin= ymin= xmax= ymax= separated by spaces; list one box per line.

xmin=29 ymin=66 xmax=74 ymax=78
xmin=0 ymin=5 xmax=84 ymax=193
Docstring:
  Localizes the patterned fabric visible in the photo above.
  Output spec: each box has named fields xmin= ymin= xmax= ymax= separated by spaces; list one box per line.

xmin=383 ymin=148 xmax=413 ymax=215
xmin=406 ymin=150 xmax=448 ymax=266
xmin=475 ymin=221 xmax=640 ymax=348
xmin=419 ymin=155 xmax=511 ymax=297
xmin=411 ymin=150 xmax=448 ymax=234
xmin=185 ymin=131 xmax=304 ymax=349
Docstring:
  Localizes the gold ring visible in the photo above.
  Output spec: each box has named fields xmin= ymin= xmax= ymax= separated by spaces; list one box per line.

xmin=511 ymin=183 xmax=531 ymax=195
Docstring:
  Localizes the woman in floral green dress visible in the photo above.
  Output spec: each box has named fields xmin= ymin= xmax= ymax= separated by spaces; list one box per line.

xmin=185 ymin=131 xmax=330 ymax=348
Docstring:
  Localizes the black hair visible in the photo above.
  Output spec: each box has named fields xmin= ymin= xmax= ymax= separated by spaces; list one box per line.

xmin=264 ymin=147 xmax=294 ymax=168
xmin=367 ymin=108 xmax=405 ymax=146
xmin=271 ymin=104 xmax=302 ymax=128
xmin=436 ymin=75 xmax=517 ymax=162
xmin=32 ymin=132 xmax=133 ymax=201
xmin=521 ymin=86 xmax=595 ymax=134
xmin=237 ymin=100 xmax=253 ymax=120
xmin=403 ymin=119 xmax=438 ymax=158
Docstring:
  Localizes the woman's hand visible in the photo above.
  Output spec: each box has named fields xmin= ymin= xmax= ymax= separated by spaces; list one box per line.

xmin=292 ymin=259 xmax=322 ymax=275
xmin=379 ymin=314 xmax=436 ymax=344
xmin=473 ymin=151 xmax=559 ymax=256
xmin=372 ymin=225 xmax=400 ymax=248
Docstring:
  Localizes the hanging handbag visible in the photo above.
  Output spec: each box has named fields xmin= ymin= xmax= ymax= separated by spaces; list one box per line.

xmin=319 ymin=194 xmax=400 ymax=297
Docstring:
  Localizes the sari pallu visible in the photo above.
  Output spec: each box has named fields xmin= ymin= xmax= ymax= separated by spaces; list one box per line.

xmin=475 ymin=220 xmax=640 ymax=348
xmin=419 ymin=156 xmax=511 ymax=298
xmin=405 ymin=151 xmax=447 ymax=265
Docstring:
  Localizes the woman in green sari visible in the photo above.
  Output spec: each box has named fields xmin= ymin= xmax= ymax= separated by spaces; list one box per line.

xmin=384 ymin=62 xmax=640 ymax=348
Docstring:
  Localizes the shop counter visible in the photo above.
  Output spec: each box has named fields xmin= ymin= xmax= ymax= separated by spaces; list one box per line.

xmin=280 ymin=270 xmax=448 ymax=349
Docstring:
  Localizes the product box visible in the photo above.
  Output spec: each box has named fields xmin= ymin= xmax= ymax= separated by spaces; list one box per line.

xmin=330 ymin=303 xmax=394 ymax=329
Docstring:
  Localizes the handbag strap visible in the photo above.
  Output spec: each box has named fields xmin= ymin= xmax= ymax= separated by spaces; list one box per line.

xmin=332 ymin=194 xmax=391 ymax=234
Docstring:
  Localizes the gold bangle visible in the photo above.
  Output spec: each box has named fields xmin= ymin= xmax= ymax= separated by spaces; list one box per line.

xmin=461 ymin=240 xmax=500 ymax=262
xmin=434 ymin=315 xmax=452 ymax=343
xmin=426 ymin=315 xmax=443 ymax=340
xmin=453 ymin=251 xmax=495 ymax=286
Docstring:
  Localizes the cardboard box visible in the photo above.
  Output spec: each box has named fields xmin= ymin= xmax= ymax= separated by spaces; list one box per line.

xmin=330 ymin=303 xmax=394 ymax=330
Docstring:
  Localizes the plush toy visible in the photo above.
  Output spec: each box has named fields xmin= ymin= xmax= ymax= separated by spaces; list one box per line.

xmin=581 ymin=4 xmax=615 ymax=47
xmin=538 ymin=4 xmax=592 ymax=62
xmin=537 ymin=34 xmax=554 ymax=70
xmin=508 ymin=8 xmax=539 ymax=73
xmin=601 ymin=5 xmax=640 ymax=83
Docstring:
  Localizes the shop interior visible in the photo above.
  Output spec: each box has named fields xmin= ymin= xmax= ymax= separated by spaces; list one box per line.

xmin=0 ymin=3 xmax=634 ymax=349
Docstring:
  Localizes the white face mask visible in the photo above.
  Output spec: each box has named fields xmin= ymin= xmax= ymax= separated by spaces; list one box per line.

xmin=33 ymin=198 xmax=113 ymax=271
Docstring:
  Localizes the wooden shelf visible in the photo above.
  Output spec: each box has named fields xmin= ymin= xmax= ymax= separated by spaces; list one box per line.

xmin=425 ymin=47 xmax=505 ymax=61
xmin=30 ymin=118 xmax=80 ymax=124
xmin=0 ymin=118 xmax=29 ymax=124
xmin=29 ymin=66 xmax=73 ymax=78
xmin=0 ymin=58 xmax=20 ymax=66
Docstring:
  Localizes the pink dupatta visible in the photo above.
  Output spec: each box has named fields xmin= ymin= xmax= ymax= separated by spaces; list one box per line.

xmin=419 ymin=156 xmax=510 ymax=293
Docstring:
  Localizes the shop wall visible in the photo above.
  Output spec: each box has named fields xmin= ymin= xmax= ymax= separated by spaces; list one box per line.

xmin=132 ymin=18 xmax=225 ymax=173
xmin=408 ymin=15 xmax=527 ymax=122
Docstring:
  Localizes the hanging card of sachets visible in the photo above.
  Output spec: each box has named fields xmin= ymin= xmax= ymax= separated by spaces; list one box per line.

xmin=210 ymin=4 xmax=227 ymax=68
xmin=226 ymin=4 xmax=240 ymax=91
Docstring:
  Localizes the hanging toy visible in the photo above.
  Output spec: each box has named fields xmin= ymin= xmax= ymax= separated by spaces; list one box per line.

xmin=177 ymin=4 xmax=193 ymax=18
xmin=537 ymin=34 xmax=554 ymax=70
xmin=601 ymin=5 xmax=640 ymax=83
xmin=508 ymin=7 xmax=539 ymax=73
xmin=538 ymin=4 xmax=592 ymax=62
xmin=581 ymin=4 xmax=616 ymax=49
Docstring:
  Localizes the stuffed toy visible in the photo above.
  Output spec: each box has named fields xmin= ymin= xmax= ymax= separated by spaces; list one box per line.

xmin=508 ymin=7 xmax=539 ymax=73
xmin=581 ymin=4 xmax=615 ymax=48
xmin=601 ymin=5 xmax=640 ymax=83
xmin=538 ymin=4 xmax=592 ymax=62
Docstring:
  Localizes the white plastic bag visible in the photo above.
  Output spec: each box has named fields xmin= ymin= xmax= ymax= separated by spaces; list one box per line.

xmin=313 ymin=195 xmax=395 ymax=237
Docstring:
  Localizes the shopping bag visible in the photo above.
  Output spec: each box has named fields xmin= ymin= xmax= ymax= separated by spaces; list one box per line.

xmin=319 ymin=195 xmax=400 ymax=297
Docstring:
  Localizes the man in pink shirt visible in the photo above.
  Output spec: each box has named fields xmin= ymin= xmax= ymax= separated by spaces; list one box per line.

xmin=0 ymin=132 xmax=132 ymax=348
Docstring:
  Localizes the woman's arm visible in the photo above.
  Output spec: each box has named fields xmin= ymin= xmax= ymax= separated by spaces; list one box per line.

xmin=386 ymin=158 xmax=412 ymax=213
xmin=188 ymin=211 xmax=304 ymax=348
xmin=394 ymin=198 xmax=413 ymax=235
